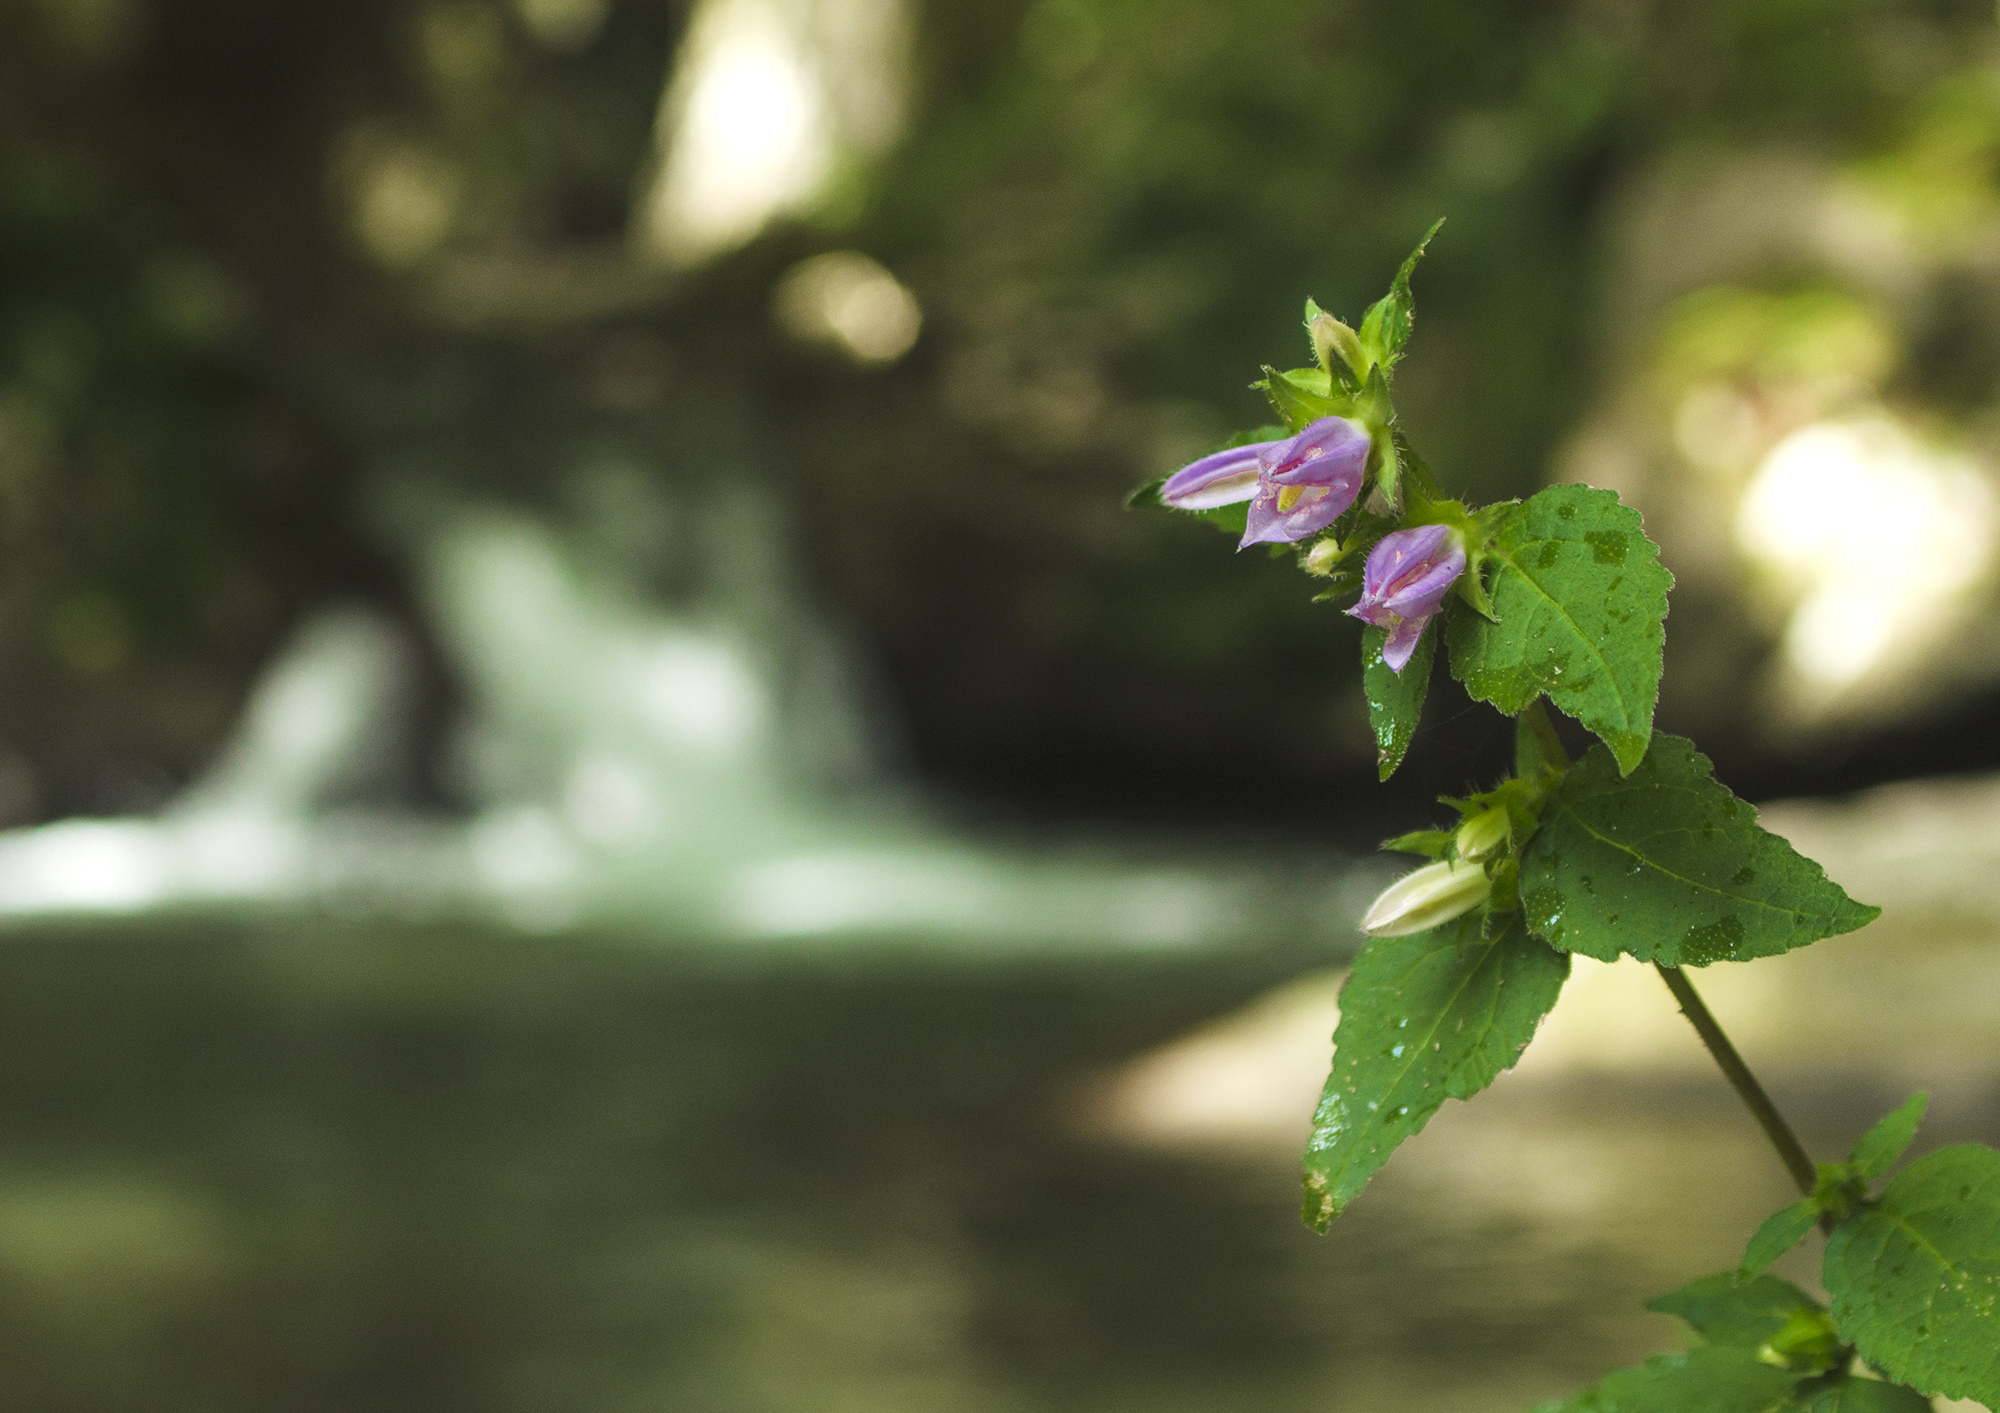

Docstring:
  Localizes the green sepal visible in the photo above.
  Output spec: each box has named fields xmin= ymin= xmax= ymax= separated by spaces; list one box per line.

xmin=1391 ymin=429 xmax=1443 ymax=503
xmin=1647 ymin=1272 xmax=1824 ymax=1349
xmin=1362 ymin=619 xmax=1434 ymax=781
xmin=1849 ymin=1093 xmax=1929 ymax=1180
xmin=1302 ymin=911 xmax=1568 ymax=1231
xmin=1381 ymin=829 xmax=1451 ymax=859
xmin=1256 ymin=365 xmax=1338 ymax=432
xmin=1740 ymin=1199 xmax=1821 ymax=1280
xmin=1356 ymin=217 xmax=1444 ymax=376
xmin=1454 ymin=499 xmax=1516 ymax=622
xmin=1760 ymin=1308 xmax=1846 ymax=1376
xmin=1823 ymin=1143 xmax=2000 ymax=1407
xmin=1359 ymin=365 xmax=1398 ymax=507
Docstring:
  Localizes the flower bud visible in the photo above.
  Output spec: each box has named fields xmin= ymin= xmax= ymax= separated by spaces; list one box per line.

xmin=1309 ymin=313 xmax=1368 ymax=382
xmin=1303 ymin=538 xmax=1346 ymax=576
xmin=1360 ymin=859 xmax=1493 ymax=937
xmin=1454 ymin=806 xmax=1511 ymax=861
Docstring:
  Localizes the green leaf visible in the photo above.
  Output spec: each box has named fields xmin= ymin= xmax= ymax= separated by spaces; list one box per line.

xmin=1534 ymin=1345 xmax=1810 ymax=1413
xmin=1357 ymin=217 xmax=1444 ymax=374
xmin=1823 ymin=1144 xmax=2000 ymax=1407
xmin=1849 ymin=1093 xmax=1929 ymax=1180
xmin=1382 ymin=829 xmax=1450 ymax=859
xmin=1444 ymin=485 xmax=1672 ymax=774
xmin=1302 ymin=911 xmax=1567 ymax=1231
xmin=1519 ymin=736 xmax=1882 ymax=966
xmin=1258 ymin=365 xmax=1341 ymax=433
xmin=1801 ymin=1380 xmax=1934 ymax=1413
xmin=1742 ymin=1200 xmax=1822 ymax=1280
xmin=1363 ymin=620 xmax=1434 ymax=781
xmin=1647 ymin=1272 xmax=1822 ymax=1348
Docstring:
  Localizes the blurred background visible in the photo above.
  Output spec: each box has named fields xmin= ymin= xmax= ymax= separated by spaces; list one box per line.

xmin=1 ymin=0 xmax=1999 ymax=1408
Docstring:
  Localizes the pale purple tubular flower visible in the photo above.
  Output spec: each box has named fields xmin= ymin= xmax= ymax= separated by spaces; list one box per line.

xmin=1160 ymin=443 xmax=1266 ymax=509
xmin=1239 ymin=416 xmax=1370 ymax=549
xmin=1159 ymin=416 xmax=1371 ymax=549
xmin=1346 ymin=523 xmax=1466 ymax=673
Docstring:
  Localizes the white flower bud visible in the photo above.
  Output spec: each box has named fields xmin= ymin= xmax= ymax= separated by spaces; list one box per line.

xmin=1360 ymin=859 xmax=1493 ymax=937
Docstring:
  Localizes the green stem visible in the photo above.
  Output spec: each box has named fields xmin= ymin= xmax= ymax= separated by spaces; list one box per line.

xmin=1654 ymin=963 xmax=1819 ymax=1198
xmin=1521 ymin=698 xmax=1570 ymax=771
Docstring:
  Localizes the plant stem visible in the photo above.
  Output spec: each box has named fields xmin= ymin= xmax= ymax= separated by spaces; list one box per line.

xmin=1521 ymin=698 xmax=1570 ymax=770
xmin=1654 ymin=963 xmax=1818 ymax=1197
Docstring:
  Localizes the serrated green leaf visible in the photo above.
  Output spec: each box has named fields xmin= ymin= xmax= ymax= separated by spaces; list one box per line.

xmin=1534 ymin=1345 xmax=1811 ymax=1413
xmin=1801 ymin=1379 xmax=1934 ymax=1412
xmin=1302 ymin=911 xmax=1567 ymax=1231
xmin=1850 ymin=1093 xmax=1929 ymax=1180
xmin=1742 ymin=1200 xmax=1822 ymax=1279
xmin=1444 ymin=485 xmax=1672 ymax=774
xmin=1519 ymin=736 xmax=1882 ymax=966
xmin=1802 ymin=1381 xmax=1934 ymax=1413
xmin=1363 ymin=620 xmax=1434 ymax=781
xmin=1823 ymin=1144 xmax=2000 ymax=1407
xmin=1648 ymin=1273 xmax=1822 ymax=1348
xmin=1357 ymin=217 xmax=1443 ymax=373
xmin=1258 ymin=365 xmax=1341 ymax=433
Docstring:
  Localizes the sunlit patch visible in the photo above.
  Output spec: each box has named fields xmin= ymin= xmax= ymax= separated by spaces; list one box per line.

xmin=1736 ymin=416 xmax=1997 ymax=714
xmin=773 ymin=251 xmax=922 ymax=363
xmin=342 ymin=139 xmax=463 ymax=268
xmin=636 ymin=0 xmax=910 ymax=267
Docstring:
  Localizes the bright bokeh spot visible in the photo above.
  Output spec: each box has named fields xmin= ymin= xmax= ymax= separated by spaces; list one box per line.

xmin=1736 ymin=416 xmax=1997 ymax=706
xmin=773 ymin=250 xmax=922 ymax=363
xmin=637 ymin=0 xmax=909 ymax=267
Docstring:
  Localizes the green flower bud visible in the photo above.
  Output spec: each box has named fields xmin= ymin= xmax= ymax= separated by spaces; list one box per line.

xmin=1309 ymin=312 xmax=1369 ymax=383
xmin=1455 ymin=805 xmax=1511 ymax=860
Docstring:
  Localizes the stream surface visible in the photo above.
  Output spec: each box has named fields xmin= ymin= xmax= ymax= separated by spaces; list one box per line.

xmin=0 ymin=867 xmax=1989 ymax=1413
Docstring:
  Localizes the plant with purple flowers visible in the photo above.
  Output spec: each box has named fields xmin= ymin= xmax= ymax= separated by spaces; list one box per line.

xmin=1131 ymin=226 xmax=1999 ymax=1412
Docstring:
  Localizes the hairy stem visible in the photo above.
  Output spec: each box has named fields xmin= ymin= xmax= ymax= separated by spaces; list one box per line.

xmin=1654 ymin=963 xmax=1818 ymax=1197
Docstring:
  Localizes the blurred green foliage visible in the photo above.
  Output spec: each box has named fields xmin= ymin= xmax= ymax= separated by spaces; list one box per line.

xmin=3 ymin=0 xmax=1999 ymax=823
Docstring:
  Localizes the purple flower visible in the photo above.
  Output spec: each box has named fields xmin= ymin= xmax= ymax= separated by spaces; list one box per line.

xmin=1159 ymin=416 xmax=1370 ymax=550
xmin=1346 ymin=523 xmax=1466 ymax=673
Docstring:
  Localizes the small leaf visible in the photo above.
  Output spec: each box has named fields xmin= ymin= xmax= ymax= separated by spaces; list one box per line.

xmin=1849 ymin=1093 xmax=1929 ymax=1180
xmin=1741 ymin=1199 xmax=1822 ymax=1280
xmin=1444 ymin=485 xmax=1672 ymax=774
xmin=1356 ymin=217 xmax=1444 ymax=373
xmin=1823 ymin=1143 xmax=2000 ymax=1407
xmin=1302 ymin=911 xmax=1567 ymax=1231
xmin=1533 ymin=1345 xmax=1810 ymax=1413
xmin=1258 ymin=365 xmax=1341 ymax=433
xmin=1382 ymin=829 xmax=1450 ymax=859
xmin=1363 ymin=620 xmax=1435 ymax=782
xmin=1647 ymin=1272 xmax=1822 ymax=1348
xmin=1519 ymin=736 xmax=1882 ymax=966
